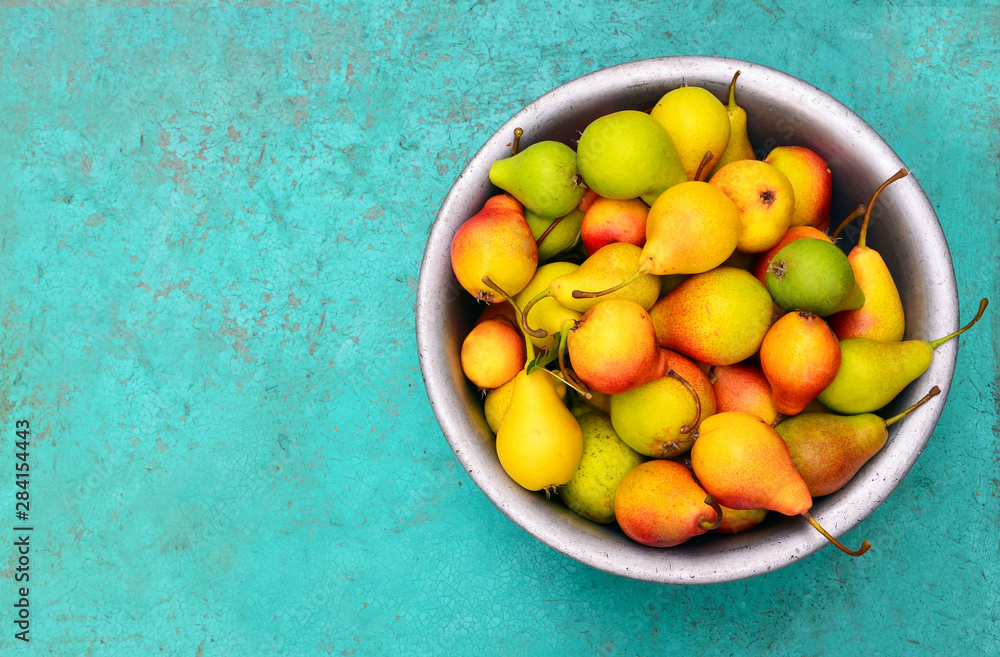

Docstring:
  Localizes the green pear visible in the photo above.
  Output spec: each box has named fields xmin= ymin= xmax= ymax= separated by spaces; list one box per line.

xmin=777 ymin=386 xmax=940 ymax=496
xmin=818 ymin=299 xmax=988 ymax=414
xmin=525 ymin=207 xmax=584 ymax=263
xmin=650 ymin=85 xmax=731 ymax=181
xmin=766 ymin=238 xmax=864 ymax=316
xmin=709 ymin=70 xmax=757 ymax=177
xmin=490 ymin=140 xmax=586 ymax=220
xmin=576 ymin=110 xmax=686 ymax=203
xmin=558 ymin=413 xmax=647 ymax=524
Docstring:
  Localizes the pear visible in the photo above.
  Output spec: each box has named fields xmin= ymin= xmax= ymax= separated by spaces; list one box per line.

xmin=650 ymin=85 xmax=731 ymax=181
xmin=460 ymin=316 xmax=526 ymax=390
xmin=558 ymin=413 xmax=647 ymax=524
xmin=759 ymin=311 xmax=842 ymax=415
xmin=710 ymin=362 xmax=779 ymax=424
xmin=526 ymin=207 xmax=584 ymax=263
xmin=576 ymin=110 xmax=687 ymax=202
xmin=766 ymin=238 xmax=864 ymax=316
xmin=829 ymin=169 xmax=908 ymax=342
xmin=486 ymin=376 xmax=568 ymax=434
xmin=709 ymin=159 xmax=795 ymax=254
xmin=751 ymin=225 xmax=832 ymax=285
xmin=515 ymin=261 xmax=581 ymax=351
xmin=495 ymin=369 xmax=583 ymax=492
xmin=566 ymin=299 xmax=659 ymax=396
xmin=649 ymin=267 xmax=773 ymax=366
xmin=712 ymin=505 xmax=769 ymax=535
xmin=691 ymin=411 xmax=870 ymax=556
xmin=777 ymin=386 xmax=941 ymax=497
xmin=580 ymin=196 xmax=648 ymax=256
xmin=818 ymin=299 xmax=988 ymax=414
xmin=450 ymin=194 xmax=538 ymax=303
xmin=613 ymin=459 xmax=721 ymax=548
xmin=489 ymin=140 xmax=586 ymax=220
xmin=519 ymin=242 xmax=661 ymax=338
xmin=709 ymin=70 xmax=757 ymax=177
xmin=764 ymin=145 xmax=833 ymax=231
xmin=609 ymin=369 xmax=703 ymax=458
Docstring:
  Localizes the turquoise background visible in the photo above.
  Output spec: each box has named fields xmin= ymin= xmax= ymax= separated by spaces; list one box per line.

xmin=1 ymin=3 xmax=997 ymax=655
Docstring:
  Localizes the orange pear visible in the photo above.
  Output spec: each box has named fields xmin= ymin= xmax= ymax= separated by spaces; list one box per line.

xmin=764 ymin=145 xmax=832 ymax=231
xmin=649 ymin=267 xmax=773 ymax=365
xmin=759 ymin=311 xmax=842 ymax=415
xmin=460 ymin=316 xmax=526 ymax=390
xmin=691 ymin=411 xmax=871 ymax=556
xmin=614 ymin=459 xmax=721 ymax=548
xmin=450 ymin=194 xmax=538 ymax=302
xmin=710 ymin=362 xmax=779 ymax=424
xmin=567 ymin=299 xmax=658 ymax=395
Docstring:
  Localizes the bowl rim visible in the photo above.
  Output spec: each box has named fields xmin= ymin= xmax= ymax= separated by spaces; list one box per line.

xmin=416 ymin=55 xmax=960 ymax=584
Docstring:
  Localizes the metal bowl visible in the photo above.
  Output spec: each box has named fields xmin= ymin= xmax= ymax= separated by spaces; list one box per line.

xmin=415 ymin=56 xmax=958 ymax=584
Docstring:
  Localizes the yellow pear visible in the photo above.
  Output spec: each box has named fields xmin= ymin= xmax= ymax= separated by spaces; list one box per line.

xmin=495 ymin=369 xmax=583 ymax=492
xmin=650 ymin=86 xmax=731 ymax=181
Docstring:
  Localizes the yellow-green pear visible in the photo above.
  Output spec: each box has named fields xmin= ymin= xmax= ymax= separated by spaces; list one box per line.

xmin=709 ymin=70 xmax=757 ymax=177
xmin=818 ymin=299 xmax=987 ymax=414
xmin=558 ymin=413 xmax=647 ymax=524
xmin=489 ymin=140 xmax=586 ymax=220
xmin=609 ymin=373 xmax=702 ymax=458
xmin=525 ymin=208 xmax=584 ymax=263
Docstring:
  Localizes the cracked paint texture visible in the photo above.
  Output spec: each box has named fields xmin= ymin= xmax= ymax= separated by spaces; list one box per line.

xmin=0 ymin=3 xmax=998 ymax=656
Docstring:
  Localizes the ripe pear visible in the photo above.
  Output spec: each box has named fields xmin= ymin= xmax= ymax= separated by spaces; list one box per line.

xmin=691 ymin=411 xmax=871 ymax=555
xmin=567 ymin=299 xmax=659 ymax=395
xmin=486 ymin=376 xmax=568 ymax=434
xmin=751 ymin=225 xmax=832 ymax=285
xmin=558 ymin=413 xmax=646 ymax=524
xmin=525 ymin=207 xmax=584 ymax=263
xmin=576 ymin=110 xmax=687 ymax=202
xmin=614 ymin=459 xmax=721 ymax=548
xmin=759 ymin=311 xmax=842 ymax=415
xmin=709 ymin=70 xmax=757 ymax=177
xmin=461 ymin=316 xmax=526 ymax=390
xmin=580 ymin=196 xmax=648 ymax=255
xmin=650 ymin=85 xmax=731 ymax=181
xmin=710 ymin=363 xmax=779 ymax=424
xmin=450 ymin=194 xmax=538 ymax=303
xmin=766 ymin=238 xmax=864 ymax=316
xmin=829 ymin=169 xmax=908 ymax=342
xmin=515 ymin=261 xmax=581 ymax=351
xmin=818 ymin=299 xmax=988 ymax=414
xmin=764 ymin=145 xmax=832 ymax=231
xmin=495 ymin=369 xmax=583 ymax=492
xmin=489 ymin=140 xmax=586 ymax=220
xmin=777 ymin=386 xmax=940 ymax=497
xmin=649 ymin=267 xmax=773 ymax=366
xmin=609 ymin=370 xmax=703 ymax=458
xmin=709 ymin=159 xmax=795 ymax=254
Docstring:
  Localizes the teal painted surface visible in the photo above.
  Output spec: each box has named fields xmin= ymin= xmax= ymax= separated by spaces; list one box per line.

xmin=0 ymin=3 xmax=997 ymax=656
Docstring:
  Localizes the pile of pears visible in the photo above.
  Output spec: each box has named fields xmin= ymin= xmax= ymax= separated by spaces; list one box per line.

xmin=449 ymin=71 xmax=988 ymax=556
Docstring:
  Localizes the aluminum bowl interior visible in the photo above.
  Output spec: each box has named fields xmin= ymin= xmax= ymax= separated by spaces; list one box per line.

xmin=415 ymin=56 xmax=959 ymax=584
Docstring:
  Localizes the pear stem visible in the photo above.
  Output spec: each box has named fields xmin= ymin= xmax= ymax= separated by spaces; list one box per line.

xmin=727 ymin=70 xmax=741 ymax=111
xmin=571 ymin=261 xmax=650 ymax=300
xmin=535 ymin=213 xmax=566 ymax=249
xmin=802 ymin=511 xmax=871 ymax=557
xmin=482 ymin=275 xmax=538 ymax=364
xmin=557 ymin=321 xmax=591 ymax=399
xmin=667 ymin=369 xmax=702 ymax=434
xmin=519 ymin=288 xmax=554 ymax=339
xmin=883 ymin=386 xmax=941 ymax=427
xmin=694 ymin=150 xmax=714 ymax=181
xmin=699 ymin=494 xmax=724 ymax=531
xmin=858 ymin=167 xmax=909 ymax=249
xmin=511 ymin=127 xmax=523 ymax=156
xmin=770 ymin=413 xmax=787 ymax=428
xmin=829 ymin=204 xmax=866 ymax=241
xmin=706 ymin=365 xmax=718 ymax=385
xmin=927 ymin=298 xmax=989 ymax=349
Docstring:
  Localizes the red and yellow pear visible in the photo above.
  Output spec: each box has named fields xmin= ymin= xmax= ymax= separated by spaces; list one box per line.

xmin=759 ymin=311 xmax=842 ymax=415
xmin=764 ymin=145 xmax=832 ymax=231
